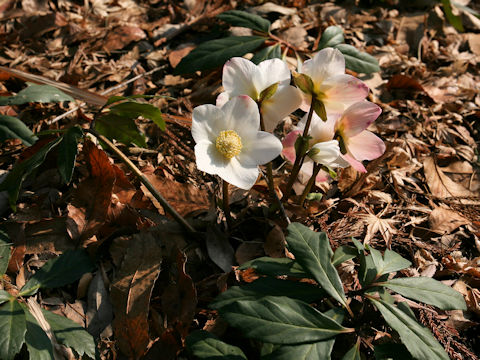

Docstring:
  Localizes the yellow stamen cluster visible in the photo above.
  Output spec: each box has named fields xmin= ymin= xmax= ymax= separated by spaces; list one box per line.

xmin=215 ymin=130 xmax=243 ymax=159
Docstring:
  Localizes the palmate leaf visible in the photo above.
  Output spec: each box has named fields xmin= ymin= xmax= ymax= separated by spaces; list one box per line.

xmin=251 ymin=44 xmax=282 ymax=64
xmin=374 ymin=343 xmax=413 ymax=360
xmin=186 ymin=330 xmax=246 ymax=360
xmin=0 ymin=115 xmax=38 ymax=146
xmin=369 ymin=297 xmax=449 ymax=360
xmin=0 ymin=300 xmax=26 ymax=360
xmin=332 ymin=245 xmax=358 ymax=266
xmin=174 ymin=36 xmax=266 ymax=74
xmin=367 ymin=246 xmax=411 ymax=278
xmin=378 ymin=277 xmax=467 ymax=311
xmin=341 ymin=342 xmax=362 ymax=360
xmin=219 ymin=296 xmax=351 ymax=345
xmin=239 ymin=256 xmax=309 ymax=278
xmin=217 ymin=10 xmax=271 ymax=33
xmin=286 ymin=223 xmax=347 ymax=308
xmin=109 ymin=101 xmax=165 ymax=131
xmin=20 ymin=249 xmax=94 ymax=296
xmin=95 ymin=113 xmax=146 ymax=147
xmin=22 ymin=306 xmax=55 ymax=360
xmin=0 ymin=83 xmax=74 ymax=105
xmin=57 ymin=125 xmax=83 ymax=184
xmin=335 ymin=44 xmax=380 ymax=74
xmin=0 ymin=290 xmax=12 ymax=304
xmin=318 ymin=26 xmax=344 ymax=50
xmin=0 ymin=230 xmax=10 ymax=276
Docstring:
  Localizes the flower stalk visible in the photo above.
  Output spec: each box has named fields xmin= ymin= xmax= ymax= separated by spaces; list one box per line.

xmin=222 ymin=180 xmax=233 ymax=230
xmin=298 ymin=162 xmax=322 ymax=205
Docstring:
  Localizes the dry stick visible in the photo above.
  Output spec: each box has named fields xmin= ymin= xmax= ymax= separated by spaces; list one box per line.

xmin=222 ymin=180 xmax=233 ymax=230
xmin=298 ymin=162 xmax=321 ymax=205
xmin=85 ymin=129 xmax=196 ymax=234
xmin=281 ymin=96 xmax=316 ymax=202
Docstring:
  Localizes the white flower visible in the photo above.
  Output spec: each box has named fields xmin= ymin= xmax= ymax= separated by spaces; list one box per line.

xmin=216 ymin=57 xmax=303 ymax=132
xmin=192 ymin=95 xmax=283 ymax=190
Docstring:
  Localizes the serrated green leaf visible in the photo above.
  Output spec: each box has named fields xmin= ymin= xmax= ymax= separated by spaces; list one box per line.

xmin=174 ymin=36 xmax=266 ymax=74
xmin=220 ymin=296 xmax=350 ymax=345
xmin=318 ymin=26 xmax=344 ymax=49
xmin=286 ymin=223 xmax=347 ymax=308
xmin=22 ymin=306 xmax=55 ymax=360
xmin=110 ymin=101 xmax=165 ymax=131
xmin=42 ymin=309 xmax=95 ymax=359
xmin=335 ymin=44 xmax=380 ymax=74
xmin=332 ymin=245 xmax=358 ymax=266
xmin=441 ymin=0 xmax=464 ymax=32
xmin=0 ymin=137 xmax=62 ymax=210
xmin=378 ymin=277 xmax=467 ymax=311
xmin=369 ymin=297 xmax=449 ymax=360
xmin=211 ymin=277 xmax=325 ymax=309
xmin=186 ymin=330 xmax=247 ymax=360
xmin=374 ymin=343 xmax=413 ymax=360
xmin=95 ymin=113 xmax=146 ymax=147
xmin=341 ymin=342 xmax=362 ymax=360
xmin=0 ymin=300 xmax=26 ymax=360
xmin=251 ymin=44 xmax=282 ymax=64
xmin=0 ymin=83 xmax=74 ymax=105
xmin=0 ymin=230 xmax=11 ymax=276
xmin=20 ymin=249 xmax=94 ymax=296
xmin=217 ymin=10 xmax=270 ymax=33
xmin=238 ymin=256 xmax=309 ymax=278
xmin=0 ymin=115 xmax=37 ymax=146
xmin=57 ymin=126 xmax=83 ymax=184
xmin=0 ymin=290 xmax=12 ymax=304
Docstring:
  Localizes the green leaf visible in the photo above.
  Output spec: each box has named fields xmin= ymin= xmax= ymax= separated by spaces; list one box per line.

xmin=332 ymin=245 xmax=358 ymax=266
xmin=286 ymin=223 xmax=347 ymax=308
xmin=369 ymin=297 xmax=450 ymax=360
xmin=0 ymin=290 xmax=13 ymax=304
xmin=358 ymin=254 xmax=377 ymax=287
xmin=219 ymin=296 xmax=350 ymax=345
xmin=105 ymin=94 xmax=174 ymax=106
xmin=186 ymin=330 xmax=247 ymax=360
xmin=217 ymin=10 xmax=270 ymax=33
xmin=109 ymin=101 xmax=165 ymax=131
xmin=334 ymin=44 xmax=380 ymax=74
xmin=0 ymin=83 xmax=74 ymax=105
xmin=0 ymin=230 xmax=11 ymax=276
xmin=174 ymin=36 xmax=266 ymax=74
xmin=258 ymin=82 xmax=279 ymax=103
xmin=441 ymin=0 xmax=464 ymax=32
xmin=0 ymin=137 xmax=62 ymax=210
xmin=57 ymin=126 xmax=83 ymax=184
xmin=374 ymin=343 xmax=413 ymax=360
xmin=0 ymin=300 xmax=26 ymax=360
xmin=318 ymin=26 xmax=344 ymax=50
xmin=378 ymin=277 xmax=467 ymax=311
xmin=95 ymin=113 xmax=146 ymax=147
xmin=23 ymin=306 xmax=55 ymax=360
xmin=380 ymin=250 xmax=411 ymax=275
xmin=293 ymin=72 xmax=315 ymax=95
xmin=251 ymin=44 xmax=282 ymax=64
xmin=238 ymin=256 xmax=309 ymax=278
xmin=20 ymin=249 xmax=94 ymax=296
xmin=312 ymin=99 xmax=327 ymax=121
xmin=42 ymin=309 xmax=95 ymax=358
xmin=341 ymin=342 xmax=362 ymax=360
xmin=211 ymin=277 xmax=325 ymax=309
xmin=0 ymin=115 xmax=37 ymax=146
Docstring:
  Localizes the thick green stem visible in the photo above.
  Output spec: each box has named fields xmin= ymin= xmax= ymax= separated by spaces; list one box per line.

xmin=86 ymin=129 xmax=195 ymax=233
xmin=222 ymin=180 xmax=233 ymax=230
xmin=298 ymin=162 xmax=321 ymax=205
xmin=281 ymin=96 xmax=316 ymax=202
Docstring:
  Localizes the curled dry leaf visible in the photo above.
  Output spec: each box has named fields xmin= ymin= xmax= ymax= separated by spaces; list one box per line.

xmin=429 ymin=206 xmax=469 ymax=234
xmin=103 ymin=25 xmax=146 ymax=52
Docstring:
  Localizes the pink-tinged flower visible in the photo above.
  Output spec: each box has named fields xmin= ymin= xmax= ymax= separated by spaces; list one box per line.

xmin=217 ymin=57 xmax=303 ymax=132
xmin=192 ymin=95 xmax=282 ymax=190
xmin=300 ymin=48 xmax=369 ymax=116
xmin=333 ymin=101 xmax=385 ymax=172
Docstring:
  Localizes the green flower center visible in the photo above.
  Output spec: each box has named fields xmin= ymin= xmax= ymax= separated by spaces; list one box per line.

xmin=215 ymin=130 xmax=243 ymax=159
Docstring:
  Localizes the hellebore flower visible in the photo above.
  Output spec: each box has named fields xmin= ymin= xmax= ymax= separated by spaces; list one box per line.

xmin=216 ymin=57 xmax=303 ymax=132
xmin=297 ymin=48 xmax=369 ymax=120
xmin=333 ymin=101 xmax=385 ymax=172
xmin=192 ymin=95 xmax=283 ymax=190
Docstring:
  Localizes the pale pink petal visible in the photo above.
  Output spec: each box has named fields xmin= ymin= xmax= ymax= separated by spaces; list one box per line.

xmin=254 ymin=58 xmax=291 ymax=92
xmin=282 ymin=130 xmax=301 ymax=163
xmin=322 ymin=74 xmax=369 ymax=114
xmin=216 ymin=92 xmax=229 ymax=107
xmin=337 ymin=101 xmax=382 ymax=138
xmin=238 ymin=131 xmax=282 ymax=166
xmin=308 ymin=113 xmax=336 ymax=142
xmin=222 ymin=95 xmax=260 ymax=137
xmin=302 ymin=48 xmax=345 ymax=87
xmin=261 ymin=85 xmax=303 ymax=132
xmin=192 ymin=104 xmax=225 ymax=143
xmin=315 ymin=169 xmax=329 ymax=183
xmin=347 ymin=130 xmax=385 ymax=161
xmin=222 ymin=57 xmax=258 ymax=98
xmin=341 ymin=153 xmax=366 ymax=173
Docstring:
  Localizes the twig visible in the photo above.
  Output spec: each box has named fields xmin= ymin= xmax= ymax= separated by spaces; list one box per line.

xmin=85 ymin=129 xmax=196 ymax=234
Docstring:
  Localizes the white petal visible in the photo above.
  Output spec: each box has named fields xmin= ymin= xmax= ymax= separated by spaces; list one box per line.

xmin=216 ymin=92 xmax=229 ymax=107
xmin=221 ymin=158 xmax=259 ymax=190
xmin=194 ymin=141 xmax=227 ymax=175
xmin=222 ymin=95 xmax=260 ymax=138
xmin=254 ymin=58 xmax=291 ymax=93
xmin=261 ymin=85 xmax=303 ymax=132
xmin=222 ymin=57 xmax=258 ymax=98
xmin=192 ymin=104 xmax=225 ymax=143
xmin=308 ymin=140 xmax=340 ymax=165
xmin=238 ymin=131 xmax=282 ymax=166
xmin=308 ymin=113 xmax=336 ymax=142
xmin=302 ymin=48 xmax=345 ymax=87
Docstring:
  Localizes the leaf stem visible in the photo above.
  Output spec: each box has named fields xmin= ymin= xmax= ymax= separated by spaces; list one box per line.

xmin=222 ymin=180 xmax=233 ymax=230
xmin=281 ymin=96 xmax=316 ymax=202
xmin=298 ymin=162 xmax=321 ymax=205
xmin=85 ymin=129 xmax=196 ymax=233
